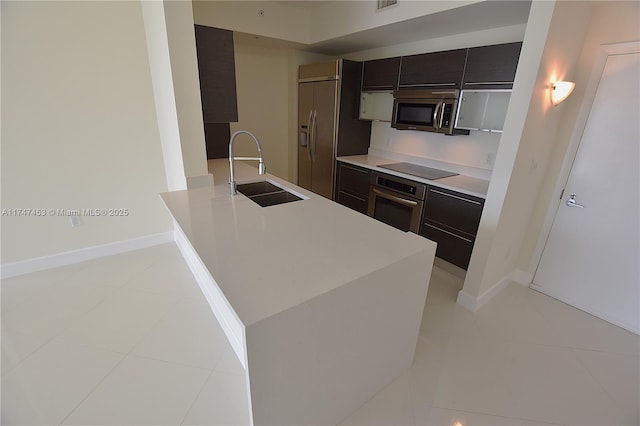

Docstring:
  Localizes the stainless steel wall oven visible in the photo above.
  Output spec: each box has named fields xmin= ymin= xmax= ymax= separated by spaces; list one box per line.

xmin=368 ymin=172 xmax=427 ymax=233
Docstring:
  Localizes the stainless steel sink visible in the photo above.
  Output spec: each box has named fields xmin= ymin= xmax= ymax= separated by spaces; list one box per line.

xmin=236 ymin=181 xmax=303 ymax=207
xmin=236 ymin=181 xmax=283 ymax=197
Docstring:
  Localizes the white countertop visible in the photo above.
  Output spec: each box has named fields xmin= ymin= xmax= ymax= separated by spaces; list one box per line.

xmin=337 ymin=154 xmax=490 ymax=198
xmin=162 ymin=160 xmax=435 ymax=326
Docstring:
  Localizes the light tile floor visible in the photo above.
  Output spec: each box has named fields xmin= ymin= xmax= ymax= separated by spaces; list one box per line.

xmin=2 ymin=243 xmax=638 ymax=425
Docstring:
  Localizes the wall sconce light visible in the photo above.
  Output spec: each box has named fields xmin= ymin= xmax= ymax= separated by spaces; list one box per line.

xmin=551 ymin=81 xmax=576 ymax=106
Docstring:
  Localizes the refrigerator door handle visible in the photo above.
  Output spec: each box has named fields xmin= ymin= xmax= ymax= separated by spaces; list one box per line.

xmin=310 ymin=109 xmax=317 ymax=162
xmin=306 ymin=109 xmax=313 ymax=161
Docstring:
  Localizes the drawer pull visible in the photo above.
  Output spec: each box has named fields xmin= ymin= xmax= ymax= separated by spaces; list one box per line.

xmin=430 ymin=189 xmax=482 ymax=205
xmin=424 ymin=223 xmax=473 ymax=243
xmin=465 ymin=81 xmax=514 ymax=85
xmin=341 ymin=164 xmax=369 ymax=174
xmin=340 ymin=191 xmax=367 ymax=203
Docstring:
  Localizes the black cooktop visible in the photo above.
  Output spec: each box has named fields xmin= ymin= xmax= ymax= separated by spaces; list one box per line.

xmin=378 ymin=162 xmax=459 ymax=180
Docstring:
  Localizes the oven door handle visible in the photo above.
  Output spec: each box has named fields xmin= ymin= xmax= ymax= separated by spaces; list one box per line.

xmin=372 ymin=188 xmax=418 ymax=207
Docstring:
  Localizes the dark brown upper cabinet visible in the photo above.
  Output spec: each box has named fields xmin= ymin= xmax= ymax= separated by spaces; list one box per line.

xmin=463 ymin=42 xmax=522 ymax=89
xmin=362 ymin=57 xmax=401 ymax=91
xmin=194 ymin=25 xmax=238 ymax=123
xmin=399 ymin=49 xmax=467 ymax=89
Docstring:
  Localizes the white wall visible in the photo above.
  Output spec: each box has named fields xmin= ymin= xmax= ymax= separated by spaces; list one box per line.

xmin=141 ymin=0 xmax=188 ymax=191
xmin=519 ymin=0 xmax=640 ymax=272
xmin=368 ymin=123 xmax=499 ymax=177
xmin=190 ymin=0 xmax=480 ymax=46
xmin=1 ymin=1 xmax=172 ymax=263
xmin=309 ymin=0 xmax=480 ymax=44
xmin=192 ymin=0 xmax=312 ymax=44
xmin=229 ymin=40 xmax=291 ymax=180
xmin=461 ymin=0 xmax=593 ymax=302
xmin=142 ymin=0 xmax=209 ymax=189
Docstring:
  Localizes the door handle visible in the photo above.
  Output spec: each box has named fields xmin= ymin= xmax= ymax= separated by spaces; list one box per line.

xmin=566 ymin=193 xmax=585 ymax=208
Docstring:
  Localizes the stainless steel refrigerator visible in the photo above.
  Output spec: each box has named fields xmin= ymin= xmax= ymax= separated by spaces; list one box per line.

xmin=298 ymin=59 xmax=371 ymax=199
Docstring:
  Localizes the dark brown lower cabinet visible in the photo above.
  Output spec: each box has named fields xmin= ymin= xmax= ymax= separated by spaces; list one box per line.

xmin=335 ymin=161 xmax=485 ymax=269
xmin=420 ymin=221 xmax=476 ymax=269
xmin=420 ymin=186 xmax=484 ymax=269
xmin=336 ymin=162 xmax=371 ymax=214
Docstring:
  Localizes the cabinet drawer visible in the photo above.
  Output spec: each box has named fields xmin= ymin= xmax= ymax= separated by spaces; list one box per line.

xmin=337 ymin=191 xmax=368 ymax=215
xmin=420 ymin=221 xmax=475 ymax=269
xmin=338 ymin=163 xmax=371 ymax=198
xmin=424 ymin=187 xmax=484 ymax=236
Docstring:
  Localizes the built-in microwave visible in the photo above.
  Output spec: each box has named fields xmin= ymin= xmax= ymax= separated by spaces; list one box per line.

xmin=391 ymin=89 xmax=469 ymax=135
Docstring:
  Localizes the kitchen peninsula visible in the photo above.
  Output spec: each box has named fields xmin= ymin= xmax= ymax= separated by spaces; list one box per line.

xmin=161 ymin=160 xmax=436 ymax=426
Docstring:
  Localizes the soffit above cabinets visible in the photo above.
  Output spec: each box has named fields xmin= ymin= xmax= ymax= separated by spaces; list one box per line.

xmin=194 ymin=1 xmax=531 ymax=56
xmin=298 ymin=1 xmax=532 ymax=55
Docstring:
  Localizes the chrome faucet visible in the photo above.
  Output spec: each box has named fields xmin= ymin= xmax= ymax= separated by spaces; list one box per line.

xmin=228 ymin=130 xmax=266 ymax=195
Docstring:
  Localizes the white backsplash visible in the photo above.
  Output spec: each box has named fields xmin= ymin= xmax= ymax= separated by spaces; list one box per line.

xmin=368 ymin=121 xmax=501 ymax=180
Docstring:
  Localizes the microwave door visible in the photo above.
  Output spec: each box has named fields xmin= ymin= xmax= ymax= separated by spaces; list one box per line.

xmin=394 ymin=101 xmax=437 ymax=130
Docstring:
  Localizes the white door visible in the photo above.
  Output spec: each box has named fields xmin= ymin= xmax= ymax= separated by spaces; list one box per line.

xmin=533 ymin=50 xmax=640 ymax=334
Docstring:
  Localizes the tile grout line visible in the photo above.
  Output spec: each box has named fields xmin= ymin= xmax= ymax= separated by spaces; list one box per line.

xmin=178 ymin=368 xmax=217 ymax=426
xmin=56 ymin=257 xmax=171 ymax=425
xmin=59 ymin=256 xmax=190 ymax=424
xmin=56 ymin=295 xmax=208 ymax=425
xmin=569 ymin=347 xmax=631 ymax=417
xmin=57 ymin=348 xmax=129 ymax=425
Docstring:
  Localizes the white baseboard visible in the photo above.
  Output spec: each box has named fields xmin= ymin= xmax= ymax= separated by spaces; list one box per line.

xmin=456 ymin=289 xmax=480 ymax=311
xmin=172 ymin=224 xmax=247 ymax=369
xmin=512 ymin=269 xmax=534 ymax=286
xmin=0 ymin=231 xmax=174 ymax=279
xmin=456 ymin=271 xmax=515 ymax=312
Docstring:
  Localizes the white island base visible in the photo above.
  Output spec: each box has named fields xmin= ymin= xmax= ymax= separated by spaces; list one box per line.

xmin=162 ymin=165 xmax=436 ymax=425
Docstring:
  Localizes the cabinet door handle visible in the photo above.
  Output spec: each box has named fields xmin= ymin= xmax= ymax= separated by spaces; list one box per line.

xmin=430 ymin=189 xmax=482 ymax=205
xmin=363 ymin=85 xmax=394 ymax=89
xmin=372 ymin=188 xmax=417 ymax=207
xmin=400 ymin=83 xmax=456 ymax=88
xmin=465 ymin=81 xmax=514 ymax=86
xmin=424 ymin=223 xmax=473 ymax=243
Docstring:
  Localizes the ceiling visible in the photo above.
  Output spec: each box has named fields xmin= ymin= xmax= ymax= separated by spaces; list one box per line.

xmin=305 ymin=1 xmax=532 ymax=55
